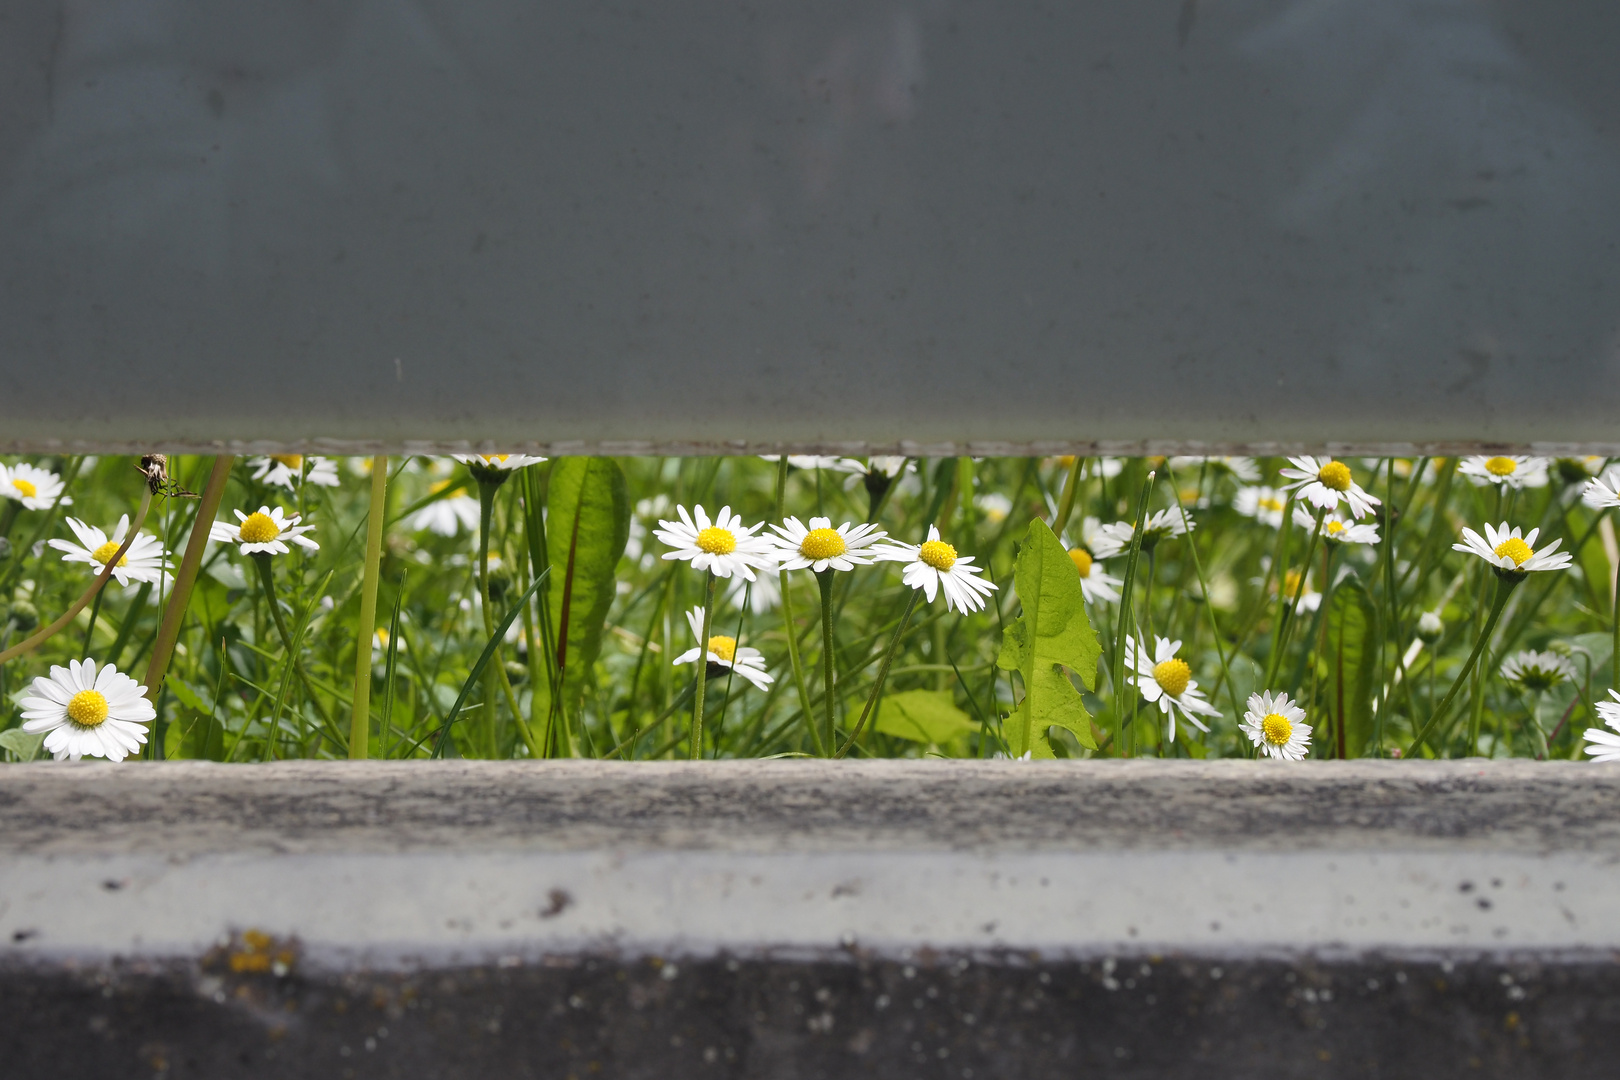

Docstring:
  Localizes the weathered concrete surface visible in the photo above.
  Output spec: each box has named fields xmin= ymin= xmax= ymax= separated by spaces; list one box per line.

xmin=3 ymin=760 xmax=1620 ymax=1077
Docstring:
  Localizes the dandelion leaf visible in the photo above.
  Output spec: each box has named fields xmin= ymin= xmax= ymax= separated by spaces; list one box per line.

xmin=874 ymin=689 xmax=976 ymax=745
xmin=995 ymin=519 xmax=1101 ymax=756
xmin=1326 ymin=572 xmax=1380 ymax=758
xmin=546 ymin=458 xmax=631 ymax=711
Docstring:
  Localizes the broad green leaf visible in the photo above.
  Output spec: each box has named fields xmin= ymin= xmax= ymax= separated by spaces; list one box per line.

xmin=1325 ymin=572 xmax=1381 ymax=758
xmin=0 ymin=727 xmax=45 ymax=762
xmin=165 ymin=677 xmax=211 ymax=715
xmin=874 ymin=689 xmax=975 ymax=745
xmin=544 ymin=458 xmax=631 ymax=718
xmin=995 ymin=519 xmax=1101 ymax=757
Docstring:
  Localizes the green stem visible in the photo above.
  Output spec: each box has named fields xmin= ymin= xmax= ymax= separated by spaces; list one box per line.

xmin=1110 ymin=471 xmax=1156 ymax=756
xmin=816 ymin=568 xmax=839 ymax=756
xmin=1407 ymin=575 xmax=1518 ymax=757
xmin=837 ymin=589 xmax=922 ymax=758
xmin=1051 ymin=456 xmax=1085 ymax=540
xmin=1265 ymin=506 xmax=1326 ymax=688
xmin=1162 ymin=462 xmax=1244 ymax=726
xmin=350 ymin=455 xmax=388 ymax=759
xmin=690 ymin=570 xmax=716 ymax=759
xmin=773 ymin=456 xmax=823 ymax=755
xmin=145 ymin=456 xmax=233 ymax=700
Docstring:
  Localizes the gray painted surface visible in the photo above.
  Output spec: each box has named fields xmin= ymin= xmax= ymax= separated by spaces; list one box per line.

xmin=4 ymin=759 xmax=1620 ymax=1076
xmin=2 ymin=2 xmax=1619 ymax=454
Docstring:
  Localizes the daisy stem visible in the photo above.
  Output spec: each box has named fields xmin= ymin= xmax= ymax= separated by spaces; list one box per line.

xmin=349 ymin=455 xmax=388 ymax=760
xmin=81 ymin=587 xmax=105 ymax=660
xmin=690 ymin=569 xmax=716 ymax=759
xmin=1162 ymin=462 xmax=1246 ymax=725
xmin=775 ymin=456 xmax=823 ymax=756
xmin=1110 ymin=471 xmax=1155 ymax=756
xmin=475 ymin=478 xmax=533 ymax=758
xmin=836 ymin=589 xmax=922 ymax=758
xmin=816 ymin=568 xmax=839 ymax=756
xmin=1265 ymin=506 xmax=1325 ymax=689
xmin=1408 ymin=574 xmax=1518 ymax=757
xmin=144 ymin=455 xmax=233 ymax=701
xmin=1052 ymin=456 xmax=1085 ymax=540
xmin=0 ymin=487 xmax=153 ymax=667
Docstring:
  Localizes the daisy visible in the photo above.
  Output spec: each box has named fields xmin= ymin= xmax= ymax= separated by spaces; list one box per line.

xmin=1088 ymin=509 xmax=1193 ymax=558
xmin=1169 ymin=456 xmax=1260 ymax=483
xmin=209 ymin=506 xmax=320 ymax=556
xmin=1124 ymin=636 xmax=1221 ymax=742
xmin=407 ymin=479 xmax=480 ymax=536
xmin=249 ymin=455 xmax=341 ymax=489
xmin=758 ymin=455 xmax=846 ymax=470
xmin=1453 ymin=522 xmax=1571 ymax=579
xmin=1067 ymin=547 xmax=1122 ymax=604
xmin=725 ymin=567 xmax=781 ymax=614
xmin=1234 ymin=486 xmax=1290 ymax=528
xmin=1291 ymin=506 xmax=1380 ymax=545
xmin=1500 ymin=650 xmax=1575 ymax=693
xmin=48 ymin=515 xmax=170 ymax=587
xmin=769 ymin=515 xmax=889 ymax=574
xmin=877 ymin=526 xmax=998 ymax=613
xmin=974 ymin=493 xmax=1012 ymax=523
xmin=654 ymin=505 xmax=776 ymax=580
xmin=455 ymin=453 xmax=547 ymax=485
xmin=1581 ymin=466 xmax=1620 ymax=510
xmin=1241 ymin=690 xmax=1312 ymax=760
xmin=1279 ymin=456 xmax=1380 ymax=519
xmin=1584 ymin=690 xmax=1620 ymax=762
xmin=1554 ymin=456 xmax=1605 ymax=486
xmin=1459 ymin=456 xmax=1549 ymax=490
xmin=0 ymin=462 xmax=71 ymax=510
xmin=672 ymin=606 xmax=772 ymax=691
xmin=1266 ymin=567 xmax=1321 ymax=612
xmin=19 ymin=658 xmax=154 ymax=762
xmin=832 ymin=456 xmax=912 ymax=490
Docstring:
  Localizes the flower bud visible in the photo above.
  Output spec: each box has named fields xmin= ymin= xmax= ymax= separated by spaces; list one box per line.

xmin=1416 ymin=610 xmax=1443 ymax=643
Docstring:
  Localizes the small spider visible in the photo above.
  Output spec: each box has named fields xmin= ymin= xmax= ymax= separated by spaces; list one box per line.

xmin=137 ymin=454 xmax=198 ymax=498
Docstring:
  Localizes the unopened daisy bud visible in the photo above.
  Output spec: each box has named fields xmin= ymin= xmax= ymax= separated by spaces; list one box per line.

xmin=1415 ymin=611 xmax=1444 ymax=644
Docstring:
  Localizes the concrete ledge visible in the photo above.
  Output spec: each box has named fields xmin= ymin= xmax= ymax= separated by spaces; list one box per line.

xmin=3 ymin=760 xmax=1619 ymax=1077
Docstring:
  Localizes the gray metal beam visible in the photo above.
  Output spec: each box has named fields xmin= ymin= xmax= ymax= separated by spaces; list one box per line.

xmin=3 ymin=2 xmax=1619 ymax=454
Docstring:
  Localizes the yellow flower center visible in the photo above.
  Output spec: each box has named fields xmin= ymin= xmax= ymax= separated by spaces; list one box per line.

xmin=479 ymin=454 xmax=510 ymax=466
xmin=920 ymin=540 xmax=958 ymax=571
xmin=1494 ymin=537 xmax=1532 ymax=566
xmin=270 ymin=454 xmax=303 ymax=469
xmin=1068 ymin=548 xmax=1093 ymax=578
xmin=695 ymin=526 xmax=736 ymax=555
xmin=429 ymin=478 xmax=454 ymax=494
xmin=67 ymin=689 xmax=110 ymax=728
xmin=1484 ymin=456 xmax=1517 ymax=477
xmin=1282 ymin=568 xmax=1308 ymax=596
xmin=799 ymin=528 xmax=847 ymax=561
xmin=1258 ymin=496 xmax=1283 ymax=513
xmin=707 ymin=635 xmax=737 ymax=663
xmin=1152 ymin=658 xmax=1191 ymax=697
xmin=91 ymin=540 xmax=129 ymax=567
xmin=1325 ymin=520 xmax=1345 ymax=536
xmin=238 ymin=512 xmax=281 ymax=545
xmin=11 ymin=477 xmax=37 ymax=498
xmin=1317 ymin=461 xmax=1352 ymax=492
xmin=1261 ymin=713 xmax=1293 ymax=746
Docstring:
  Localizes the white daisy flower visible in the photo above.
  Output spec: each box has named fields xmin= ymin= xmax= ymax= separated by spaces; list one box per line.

xmin=48 ymin=515 xmax=170 ymax=588
xmin=1581 ymin=466 xmax=1620 ymax=510
xmin=1584 ymin=690 xmax=1620 ymax=762
xmin=1291 ymin=506 xmax=1380 ymax=545
xmin=1124 ymin=635 xmax=1221 ymax=742
xmin=1067 ymin=546 xmax=1122 ymax=604
xmin=672 ymin=606 xmax=772 ymax=691
xmin=725 ymin=567 xmax=781 ymax=614
xmin=1499 ymin=650 xmax=1576 ymax=693
xmin=991 ymin=749 xmax=1034 ymax=761
xmin=1241 ymin=690 xmax=1312 ymax=761
xmin=769 ymin=515 xmax=890 ymax=573
xmin=1459 ymin=455 xmax=1549 ymax=490
xmin=1453 ymin=522 xmax=1571 ymax=579
xmin=407 ymin=479 xmax=480 ymax=536
xmin=1169 ymin=456 xmax=1260 ymax=483
xmin=654 ymin=505 xmax=776 ymax=580
xmin=1234 ymin=485 xmax=1290 ymax=528
xmin=19 ymin=658 xmax=154 ymax=762
xmin=249 ymin=455 xmax=341 ymax=489
xmin=455 ymin=453 xmax=547 ymax=484
xmin=1553 ymin=456 xmax=1605 ymax=486
xmin=0 ymin=462 xmax=71 ymax=511
xmin=1088 ymin=509 xmax=1193 ymax=559
xmin=831 ymin=455 xmax=913 ymax=490
xmin=1278 ymin=456 xmax=1380 ymax=519
xmin=1266 ymin=567 xmax=1321 ymax=612
xmin=209 ymin=506 xmax=320 ymax=556
xmin=974 ymin=493 xmax=1012 ymax=523
xmin=877 ymin=526 xmax=998 ymax=613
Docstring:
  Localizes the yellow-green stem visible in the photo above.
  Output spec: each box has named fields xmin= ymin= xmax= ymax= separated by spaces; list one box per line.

xmin=350 ymin=456 xmax=388 ymax=759
xmin=144 ymin=455 xmax=233 ymax=700
xmin=690 ymin=570 xmax=716 ymax=758
xmin=816 ymin=569 xmax=839 ymax=756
